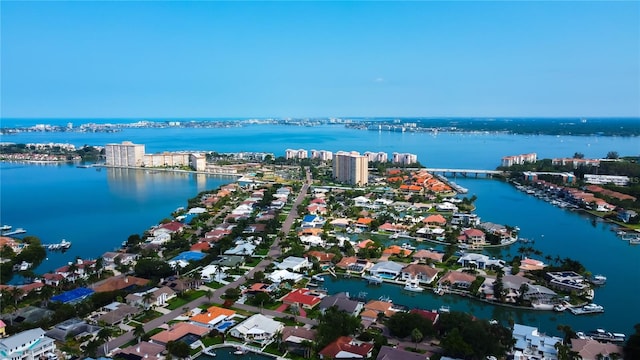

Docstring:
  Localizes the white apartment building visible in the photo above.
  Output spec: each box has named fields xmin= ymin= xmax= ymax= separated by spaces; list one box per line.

xmin=392 ymin=152 xmax=418 ymax=165
xmin=584 ymin=174 xmax=630 ymax=186
xmin=0 ymin=328 xmax=56 ymax=360
xmin=105 ymin=141 xmax=145 ymax=167
xmin=364 ymin=151 xmax=388 ymax=163
xmin=501 ymin=153 xmax=537 ymax=167
xmin=310 ymin=149 xmax=333 ymax=161
xmin=285 ymin=149 xmax=308 ymax=159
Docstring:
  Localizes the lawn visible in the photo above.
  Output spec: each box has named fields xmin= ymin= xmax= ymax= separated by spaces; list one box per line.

xmin=204 ymin=281 xmax=224 ymax=289
xmin=254 ymin=249 xmax=269 ymax=256
xmin=166 ymin=290 xmax=207 ymax=310
xmin=133 ymin=310 xmax=163 ymax=323
xmin=201 ymin=336 xmax=224 ymax=347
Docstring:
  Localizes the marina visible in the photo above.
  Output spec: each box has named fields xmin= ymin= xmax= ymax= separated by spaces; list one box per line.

xmin=1 ymin=227 xmax=26 ymax=236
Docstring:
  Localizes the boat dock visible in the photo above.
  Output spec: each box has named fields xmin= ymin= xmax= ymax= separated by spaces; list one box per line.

xmin=43 ymin=239 xmax=72 ymax=251
xmin=569 ymin=303 xmax=605 ymax=315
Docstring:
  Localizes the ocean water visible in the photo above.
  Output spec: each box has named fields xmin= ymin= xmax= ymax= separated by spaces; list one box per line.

xmin=1 ymin=123 xmax=639 ymax=336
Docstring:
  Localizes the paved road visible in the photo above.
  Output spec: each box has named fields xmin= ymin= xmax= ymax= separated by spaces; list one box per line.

xmin=100 ymin=169 xmax=314 ymax=356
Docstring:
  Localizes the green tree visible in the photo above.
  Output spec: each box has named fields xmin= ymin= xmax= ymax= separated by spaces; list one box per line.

xmin=133 ymin=324 xmax=145 ymax=344
xmin=166 ymin=340 xmax=190 ymax=359
xmin=441 ymin=328 xmax=474 ymax=359
xmin=411 ymin=328 xmax=423 ymax=350
xmin=316 ymin=306 xmax=362 ymax=349
xmin=224 ymin=287 xmax=241 ymax=300
xmin=606 ymin=151 xmax=619 ymax=159
xmin=624 ymin=324 xmax=640 ymax=360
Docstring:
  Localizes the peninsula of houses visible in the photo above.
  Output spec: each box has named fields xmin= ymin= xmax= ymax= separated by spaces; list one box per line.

xmin=1 ymin=143 xmax=637 ymax=360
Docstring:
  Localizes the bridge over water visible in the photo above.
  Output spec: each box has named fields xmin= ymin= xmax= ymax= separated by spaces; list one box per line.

xmin=425 ymin=168 xmax=504 ymax=177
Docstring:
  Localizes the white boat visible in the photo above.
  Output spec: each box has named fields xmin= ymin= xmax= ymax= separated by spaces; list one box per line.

xmin=554 ymin=304 xmax=566 ymax=312
xmin=233 ymin=347 xmax=246 ymax=355
xmin=585 ymin=329 xmax=626 ymax=342
xmin=203 ymin=347 xmax=217 ymax=357
xmin=404 ymin=280 xmax=424 ymax=292
xmin=363 ymin=274 xmax=383 ymax=285
xmin=438 ymin=305 xmax=450 ymax=313
xmin=590 ymin=274 xmax=607 ymax=285
xmin=0 ymin=225 xmax=11 ymax=231
xmin=311 ymin=274 xmax=325 ymax=282
xmin=570 ymin=303 xmax=605 ymax=315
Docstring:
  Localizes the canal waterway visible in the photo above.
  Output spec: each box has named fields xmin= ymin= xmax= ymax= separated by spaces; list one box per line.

xmin=1 ymin=123 xmax=639 ymax=336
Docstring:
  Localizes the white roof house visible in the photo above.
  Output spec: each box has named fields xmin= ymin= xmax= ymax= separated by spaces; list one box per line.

xmin=276 ymin=256 xmax=311 ymax=272
xmin=300 ymin=235 xmax=325 ymax=247
xmin=200 ymin=264 xmax=225 ymax=282
xmin=229 ymin=314 xmax=284 ymax=344
xmin=224 ymin=242 xmax=256 ymax=256
xmin=0 ymin=328 xmax=56 ymax=360
xmin=457 ymin=253 xmax=504 ymax=270
xmin=268 ymin=269 xmax=304 ymax=283
xmin=368 ymin=261 xmax=404 ymax=278
xmin=513 ymin=323 xmax=562 ymax=360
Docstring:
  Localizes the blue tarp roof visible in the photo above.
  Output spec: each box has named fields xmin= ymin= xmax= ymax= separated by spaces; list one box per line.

xmin=51 ymin=287 xmax=94 ymax=304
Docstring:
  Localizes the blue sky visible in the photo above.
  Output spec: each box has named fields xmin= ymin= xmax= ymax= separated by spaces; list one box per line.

xmin=1 ymin=1 xmax=638 ymax=118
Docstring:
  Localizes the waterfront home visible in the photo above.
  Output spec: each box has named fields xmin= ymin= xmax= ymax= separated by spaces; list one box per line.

xmin=0 ymin=237 xmax=22 ymax=254
xmin=277 ymin=256 xmax=311 ymax=272
xmin=281 ymin=326 xmax=317 ymax=357
xmin=54 ymin=258 xmax=96 ymax=282
xmin=523 ymin=284 xmax=557 ymax=305
xmin=97 ymin=302 xmax=141 ymax=326
xmin=114 ymin=341 xmax=164 ymax=360
xmin=318 ymin=292 xmax=364 ymax=316
xmin=519 ymin=258 xmax=547 ymax=272
xmin=410 ymin=309 xmax=440 ymax=325
xmin=457 ymin=253 xmax=503 ymax=270
xmin=357 ymin=239 xmax=376 ymax=249
xmin=91 ymin=275 xmax=149 ymax=292
xmin=0 ymin=328 xmax=56 ymax=360
xmin=512 ymin=323 xmax=562 ymax=360
xmin=363 ymin=300 xmax=396 ymax=318
xmin=268 ymin=269 xmax=304 ymax=283
xmin=281 ymin=288 xmax=323 ymax=309
xmin=42 ymin=273 xmax=65 ymax=287
xmin=400 ymin=264 xmax=439 ymax=285
xmin=618 ymin=209 xmax=638 ymax=223
xmin=546 ymin=271 xmax=589 ymax=294
xmin=458 ymin=228 xmax=487 ymax=248
xmin=412 ymin=249 xmax=444 ymax=263
xmin=300 ymin=234 xmax=325 ymax=247
xmin=158 ymin=221 xmax=185 ymax=234
xmin=229 ymin=314 xmax=284 ymax=345
xmin=45 ymin=318 xmax=100 ymax=341
xmin=330 ymin=218 xmax=351 ymax=228
xmin=125 ymin=286 xmax=175 ymax=309
xmin=306 ymin=250 xmax=336 ymax=265
xmin=189 ymin=306 xmax=236 ymax=329
xmin=378 ymin=222 xmax=405 ymax=233
xmin=355 ymin=217 xmax=374 ymax=230
xmin=423 ymin=214 xmax=447 ymax=226
xmin=451 ymin=212 xmax=480 ymax=227
xmin=150 ymin=322 xmax=210 ymax=346
xmin=437 ymin=271 xmax=477 ymax=292
xmin=368 ymin=261 xmax=404 ymax=279
xmin=435 ymin=202 xmax=458 ymax=212
xmin=382 ymin=245 xmax=412 ymax=258
xmin=377 ymin=345 xmax=430 ymax=360
xmin=570 ymin=338 xmax=623 ymax=360
xmin=148 ymin=230 xmax=172 ymax=245
xmin=319 ymin=336 xmax=374 ymax=359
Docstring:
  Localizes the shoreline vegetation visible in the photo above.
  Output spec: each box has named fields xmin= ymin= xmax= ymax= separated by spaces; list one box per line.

xmin=1 ymin=117 xmax=640 ymax=137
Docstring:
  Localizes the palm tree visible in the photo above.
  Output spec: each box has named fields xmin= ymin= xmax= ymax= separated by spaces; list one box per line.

xmin=300 ymin=339 xmax=314 ymax=359
xmin=133 ymin=323 xmax=145 ymax=344
xmin=10 ymin=287 xmax=23 ymax=309
xmin=97 ymin=327 xmax=112 ymax=343
xmin=142 ymin=291 xmax=154 ymax=310
xmin=205 ymin=289 xmax=213 ymax=303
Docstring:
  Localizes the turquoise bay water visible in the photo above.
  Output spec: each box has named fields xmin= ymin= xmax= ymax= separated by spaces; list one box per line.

xmin=0 ymin=163 xmax=233 ymax=275
xmin=1 ymin=123 xmax=639 ymax=336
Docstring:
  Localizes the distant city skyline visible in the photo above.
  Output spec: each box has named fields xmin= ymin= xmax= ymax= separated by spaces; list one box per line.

xmin=1 ymin=1 xmax=638 ymax=118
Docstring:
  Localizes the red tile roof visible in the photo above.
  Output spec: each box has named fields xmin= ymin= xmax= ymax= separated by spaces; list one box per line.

xmin=319 ymin=336 xmax=374 ymax=358
xmin=282 ymin=288 xmax=322 ymax=307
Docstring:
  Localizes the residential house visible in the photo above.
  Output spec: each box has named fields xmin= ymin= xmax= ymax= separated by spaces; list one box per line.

xmin=457 ymin=253 xmax=503 ymax=270
xmin=150 ymin=322 xmax=209 ymax=346
xmin=458 ymin=228 xmax=486 ymax=248
xmin=400 ymin=264 xmax=439 ymax=285
xmin=353 ymin=196 xmax=372 ymax=208
xmin=306 ymin=251 xmax=336 ymax=265
xmin=437 ymin=271 xmax=477 ymax=292
xmin=45 ymin=318 xmax=100 ymax=341
xmin=435 ymin=202 xmax=458 ymax=212
xmin=409 ymin=309 xmax=439 ymax=325
xmin=546 ymin=271 xmax=589 ymax=294
xmin=422 ymin=214 xmax=447 ymax=226
xmin=281 ymin=326 xmax=317 ymax=357
xmin=451 ymin=212 xmax=480 ymax=226
xmin=282 ymin=288 xmax=322 ymax=309
xmin=382 ymin=245 xmax=412 ymax=258
xmin=0 ymin=328 xmax=56 ymax=360
xmin=355 ymin=218 xmax=373 ymax=230
xmin=277 ymin=256 xmax=311 ymax=272
xmin=211 ymin=255 xmax=245 ymax=268
xmin=114 ymin=341 xmax=165 ymax=360
xmin=519 ymin=258 xmax=546 ymax=272
xmin=190 ymin=305 xmax=236 ymax=328
xmin=512 ymin=323 xmax=562 ymax=360
xmin=200 ymin=264 xmax=225 ymax=282
xmin=97 ymin=302 xmax=141 ymax=326
xmin=91 ymin=275 xmax=149 ymax=293
xmin=229 ymin=314 xmax=284 ymax=345
xmin=368 ymin=261 xmax=404 ymax=279
xmin=319 ymin=336 xmax=374 ymax=359
xmin=267 ymin=269 xmax=304 ymax=283
xmin=570 ymin=338 xmax=623 ymax=360
xmin=318 ymin=293 xmax=363 ymax=316
xmin=301 ymin=215 xmax=325 ymax=228
xmin=412 ymin=250 xmax=444 ymax=263
xmin=363 ymin=300 xmax=395 ymax=318
xmin=224 ymin=241 xmax=256 ymax=256
xmin=125 ymin=286 xmax=175 ymax=309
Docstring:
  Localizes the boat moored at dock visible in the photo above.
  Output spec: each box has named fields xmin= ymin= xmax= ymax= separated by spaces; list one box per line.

xmin=403 ymin=279 xmax=424 ymax=292
xmin=583 ymin=329 xmax=626 ymax=343
xmin=2 ymin=228 xmax=26 ymax=236
xmin=569 ymin=303 xmax=604 ymax=315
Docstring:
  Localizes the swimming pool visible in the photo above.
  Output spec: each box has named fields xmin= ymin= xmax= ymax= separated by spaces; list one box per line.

xmin=215 ymin=320 xmax=234 ymax=331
